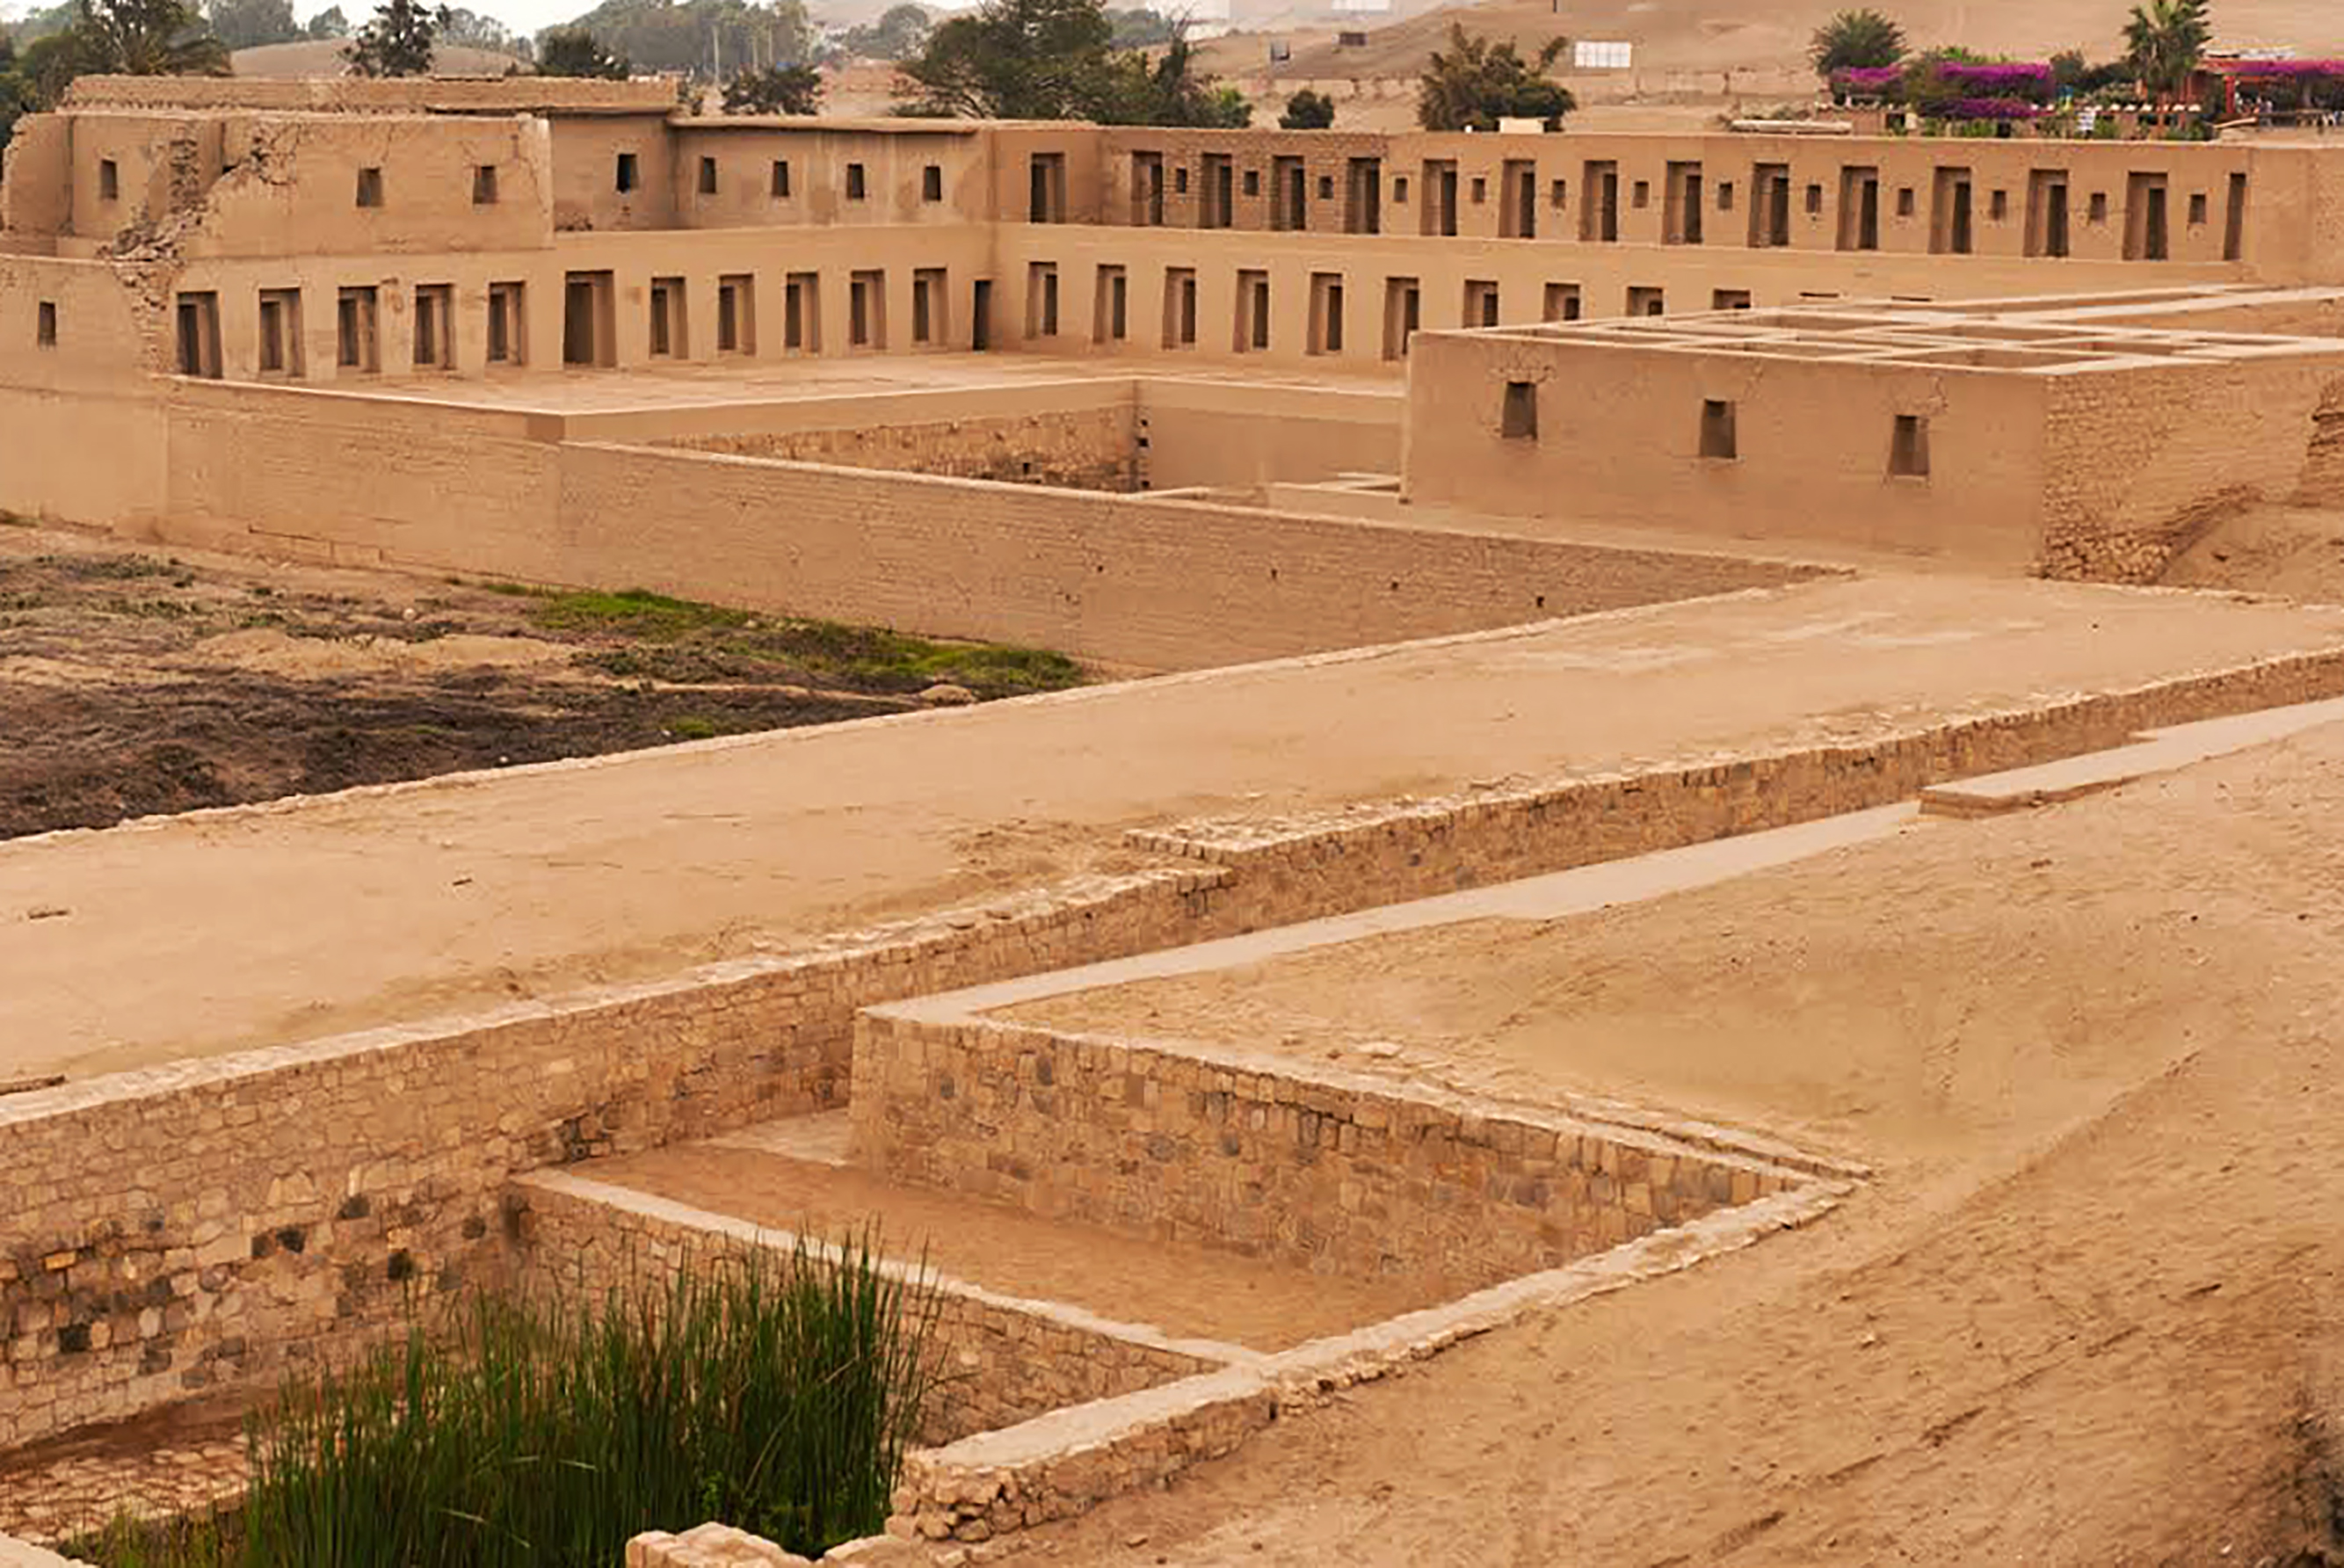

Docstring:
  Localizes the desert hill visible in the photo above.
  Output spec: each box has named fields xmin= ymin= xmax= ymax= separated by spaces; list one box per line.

xmin=1202 ymin=0 xmax=2344 ymax=85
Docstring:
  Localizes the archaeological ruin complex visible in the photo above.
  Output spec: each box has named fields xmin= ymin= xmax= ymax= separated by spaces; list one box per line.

xmin=7 ymin=69 xmax=2344 ymax=1566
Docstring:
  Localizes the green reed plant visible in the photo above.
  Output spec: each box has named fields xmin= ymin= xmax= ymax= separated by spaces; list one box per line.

xmin=77 ymin=1232 xmax=937 ymax=1568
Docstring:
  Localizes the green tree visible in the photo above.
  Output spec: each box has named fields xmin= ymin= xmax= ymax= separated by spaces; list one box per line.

xmin=2123 ymin=0 xmax=2210 ymax=98
xmin=342 ymin=0 xmax=436 ymax=74
xmin=1808 ymin=7 xmax=1904 ymax=78
xmin=1416 ymin=23 xmax=1572 ymax=131
xmin=536 ymin=21 xmax=627 ymax=73
xmin=304 ymin=4 xmax=347 ymax=34
xmin=894 ymin=0 xmax=1110 ymax=118
xmin=721 ymin=58 xmax=817 ymax=110
xmin=1103 ymin=4 xmax=1169 ymax=46
xmin=438 ymin=4 xmax=524 ymax=54
xmin=549 ymin=0 xmax=812 ymax=80
xmin=1092 ymin=27 xmax=1245 ymax=124
xmin=204 ymin=0 xmax=299 ymax=49
xmin=76 ymin=0 xmax=231 ymax=73
xmin=1279 ymin=84 xmax=1333 ymax=127
xmin=836 ymin=0 xmax=925 ymax=58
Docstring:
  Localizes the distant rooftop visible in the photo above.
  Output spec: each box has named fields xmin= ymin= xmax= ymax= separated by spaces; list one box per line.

xmin=1468 ymin=301 xmax=2344 ymax=375
xmin=59 ymin=74 xmax=680 ymax=115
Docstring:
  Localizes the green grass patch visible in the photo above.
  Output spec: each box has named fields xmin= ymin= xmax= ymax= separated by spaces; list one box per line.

xmin=529 ymin=587 xmax=751 ymax=641
xmin=526 ymin=587 xmax=1083 ymax=701
xmin=69 ymin=1236 xmax=938 ymax=1568
xmin=667 ymin=715 xmax=722 ymax=741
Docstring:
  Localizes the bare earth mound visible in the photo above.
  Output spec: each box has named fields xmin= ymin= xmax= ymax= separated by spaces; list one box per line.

xmin=0 ymin=526 xmax=1078 ymax=841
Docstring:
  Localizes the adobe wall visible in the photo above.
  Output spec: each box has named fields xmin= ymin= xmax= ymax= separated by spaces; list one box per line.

xmin=990 ymin=221 xmax=2241 ymax=374
xmin=666 ymin=404 xmax=1139 ymax=492
xmin=58 ymin=75 xmax=679 ymax=114
xmin=1134 ymin=379 xmax=1400 ymax=488
xmin=847 ymin=1014 xmax=1785 ymax=1296
xmin=1398 ymin=329 xmax=2052 ymax=567
xmin=0 ymin=867 xmax=1223 ymax=1454
xmin=2039 ymin=356 xmax=2344 ymax=580
xmin=115 ymin=376 xmax=1810 ymax=671
xmin=1084 ymin=127 xmax=2282 ymax=266
xmin=512 ymin=1173 xmax=1226 ymax=1447
xmin=547 ymin=442 xmax=1812 ymax=669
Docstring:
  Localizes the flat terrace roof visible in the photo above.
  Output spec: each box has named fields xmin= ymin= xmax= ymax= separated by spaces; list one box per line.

xmin=1465 ymin=302 xmax=2344 ymax=373
xmin=2 ymin=572 xmax=2340 ymax=1085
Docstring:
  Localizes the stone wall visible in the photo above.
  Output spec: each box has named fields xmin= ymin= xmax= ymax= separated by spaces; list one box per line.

xmin=127 ymin=376 xmax=1818 ymax=674
xmin=0 ymin=1537 xmax=91 ymax=1568
xmin=666 ymin=406 xmax=1138 ymax=493
xmin=2040 ymin=358 xmax=2344 ymax=582
xmin=0 ymin=868 xmax=1223 ymax=1455
xmin=514 ymin=1172 xmax=1230 ymax=1447
xmin=1127 ymin=641 xmax=2344 ymax=926
xmin=9 ymin=638 xmax=2344 ymax=1455
xmin=849 ymin=1016 xmax=1786 ymax=1295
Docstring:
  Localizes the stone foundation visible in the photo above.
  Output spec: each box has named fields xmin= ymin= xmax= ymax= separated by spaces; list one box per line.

xmin=511 ymin=1173 xmax=1235 ymax=1448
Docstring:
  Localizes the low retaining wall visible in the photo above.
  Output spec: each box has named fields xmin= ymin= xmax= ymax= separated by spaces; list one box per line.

xmin=11 ymin=637 xmax=2344 ymax=1456
xmin=0 ymin=868 xmax=1225 ymax=1454
xmin=1129 ymin=640 xmax=2344 ymax=924
xmin=850 ymin=1016 xmax=1790 ymax=1296
xmin=889 ymin=1183 xmax=1848 ymax=1543
xmin=512 ymin=1172 xmax=1237 ymax=1448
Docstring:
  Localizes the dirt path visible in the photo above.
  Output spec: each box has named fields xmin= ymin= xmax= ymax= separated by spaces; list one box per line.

xmin=1012 ymin=726 xmax=2344 ymax=1565
xmin=3 ymin=570 xmax=2340 ymax=1084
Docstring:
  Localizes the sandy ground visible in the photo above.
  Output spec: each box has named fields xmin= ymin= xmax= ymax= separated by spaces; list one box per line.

xmin=2162 ymin=503 xmax=2344 ymax=606
xmin=3 ymin=572 xmax=2340 ymax=1085
xmin=993 ymin=722 xmax=2344 ymax=1566
xmin=582 ymin=1143 xmax=1428 ymax=1350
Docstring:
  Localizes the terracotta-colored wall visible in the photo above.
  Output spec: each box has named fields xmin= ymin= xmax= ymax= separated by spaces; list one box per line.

xmin=1400 ymin=328 xmax=2053 ymax=566
xmin=2040 ymin=357 xmax=2344 ymax=579
xmin=110 ymin=377 xmax=1798 ymax=670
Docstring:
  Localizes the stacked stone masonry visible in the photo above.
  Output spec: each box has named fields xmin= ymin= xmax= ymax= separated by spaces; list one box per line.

xmin=664 ymin=408 xmax=1139 ymax=493
xmin=0 ymin=867 xmax=1223 ymax=1453
xmin=512 ymin=1174 xmax=1228 ymax=1447
xmin=851 ymin=1017 xmax=1787 ymax=1293
xmin=7 ymin=642 xmax=2341 ymax=1455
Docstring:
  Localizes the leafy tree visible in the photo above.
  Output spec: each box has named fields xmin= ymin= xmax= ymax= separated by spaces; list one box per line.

xmin=438 ymin=4 xmax=525 ymax=54
xmin=1279 ymin=84 xmax=1332 ymax=127
xmin=1808 ymin=8 xmax=1904 ymax=79
xmin=721 ymin=58 xmax=816 ymax=110
xmin=204 ymin=0 xmax=298 ymax=49
xmin=1092 ymin=27 xmax=1245 ymax=124
xmin=895 ymin=0 xmax=1243 ymax=124
xmin=69 ymin=0 xmax=231 ymax=74
xmin=895 ymin=0 xmax=1108 ymax=118
xmin=1417 ymin=23 xmax=1572 ymax=131
xmin=304 ymin=4 xmax=347 ymax=34
xmin=537 ymin=21 xmax=626 ymax=73
xmin=4 ymin=2 xmax=82 ymax=45
xmin=1103 ymin=4 xmax=1168 ymax=46
xmin=342 ymin=0 xmax=436 ymax=74
xmin=836 ymin=0 xmax=925 ymax=59
xmin=548 ymin=0 xmax=813 ymax=80
xmin=2123 ymin=0 xmax=2209 ymax=98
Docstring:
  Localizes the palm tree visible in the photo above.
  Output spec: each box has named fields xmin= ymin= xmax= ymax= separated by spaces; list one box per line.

xmin=1809 ymin=9 xmax=1906 ymax=80
xmin=2123 ymin=0 xmax=2210 ymax=101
